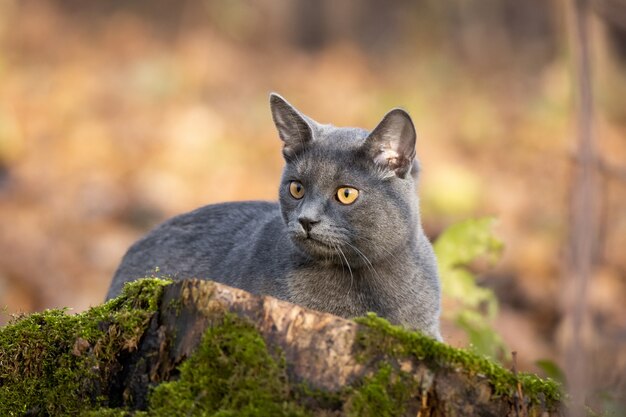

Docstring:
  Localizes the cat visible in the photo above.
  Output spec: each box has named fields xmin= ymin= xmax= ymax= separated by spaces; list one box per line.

xmin=106 ymin=93 xmax=442 ymax=340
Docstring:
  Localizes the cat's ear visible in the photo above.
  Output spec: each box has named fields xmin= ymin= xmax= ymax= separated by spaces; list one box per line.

xmin=363 ymin=108 xmax=417 ymax=178
xmin=269 ymin=93 xmax=313 ymax=160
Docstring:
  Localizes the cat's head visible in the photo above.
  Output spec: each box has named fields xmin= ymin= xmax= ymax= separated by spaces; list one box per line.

xmin=271 ymin=93 xmax=421 ymax=266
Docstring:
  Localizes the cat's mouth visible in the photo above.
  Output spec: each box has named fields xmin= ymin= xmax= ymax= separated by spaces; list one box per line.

xmin=291 ymin=231 xmax=338 ymax=257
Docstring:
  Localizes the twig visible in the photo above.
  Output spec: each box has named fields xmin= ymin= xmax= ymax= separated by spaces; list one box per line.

xmin=564 ymin=0 xmax=598 ymax=415
xmin=416 ymin=391 xmax=429 ymax=417
xmin=512 ymin=351 xmax=521 ymax=417
xmin=511 ymin=351 xmax=528 ymax=417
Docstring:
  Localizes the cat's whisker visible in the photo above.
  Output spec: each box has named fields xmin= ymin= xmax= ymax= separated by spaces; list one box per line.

xmin=335 ymin=245 xmax=354 ymax=296
xmin=331 ymin=243 xmax=346 ymax=277
xmin=323 ymin=228 xmax=385 ymax=281
xmin=329 ymin=242 xmax=342 ymax=265
xmin=328 ymin=242 xmax=339 ymax=266
xmin=344 ymin=241 xmax=383 ymax=284
xmin=344 ymin=241 xmax=374 ymax=271
xmin=346 ymin=240 xmax=397 ymax=267
xmin=352 ymin=235 xmax=403 ymax=264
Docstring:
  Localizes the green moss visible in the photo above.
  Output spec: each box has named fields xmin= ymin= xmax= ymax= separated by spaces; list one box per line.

xmin=85 ymin=410 xmax=147 ymax=417
xmin=0 ymin=278 xmax=171 ymax=416
xmin=146 ymin=313 xmax=309 ymax=417
xmin=345 ymin=364 xmax=419 ymax=417
xmin=354 ymin=313 xmax=562 ymax=406
xmin=292 ymin=381 xmax=344 ymax=412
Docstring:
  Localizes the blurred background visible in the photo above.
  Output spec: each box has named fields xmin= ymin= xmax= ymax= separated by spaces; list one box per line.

xmin=0 ymin=0 xmax=625 ymax=413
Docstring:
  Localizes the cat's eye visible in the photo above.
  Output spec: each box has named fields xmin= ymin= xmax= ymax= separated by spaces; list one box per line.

xmin=336 ymin=187 xmax=359 ymax=205
xmin=289 ymin=181 xmax=305 ymax=199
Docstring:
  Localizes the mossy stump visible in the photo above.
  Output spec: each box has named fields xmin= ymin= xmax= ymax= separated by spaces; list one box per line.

xmin=0 ymin=278 xmax=563 ymax=416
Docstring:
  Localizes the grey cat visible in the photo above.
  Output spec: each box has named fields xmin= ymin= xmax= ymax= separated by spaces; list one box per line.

xmin=107 ymin=93 xmax=442 ymax=340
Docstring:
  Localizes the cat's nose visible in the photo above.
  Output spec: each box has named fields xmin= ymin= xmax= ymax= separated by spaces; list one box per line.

xmin=298 ymin=217 xmax=319 ymax=233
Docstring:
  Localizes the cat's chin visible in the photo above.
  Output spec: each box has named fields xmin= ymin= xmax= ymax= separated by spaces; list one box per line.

xmin=290 ymin=235 xmax=339 ymax=259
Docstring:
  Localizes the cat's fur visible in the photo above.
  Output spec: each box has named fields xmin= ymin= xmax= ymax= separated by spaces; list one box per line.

xmin=107 ymin=94 xmax=442 ymax=339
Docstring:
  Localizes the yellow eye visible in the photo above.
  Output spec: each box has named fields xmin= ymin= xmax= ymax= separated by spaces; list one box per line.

xmin=336 ymin=187 xmax=359 ymax=205
xmin=289 ymin=181 xmax=305 ymax=199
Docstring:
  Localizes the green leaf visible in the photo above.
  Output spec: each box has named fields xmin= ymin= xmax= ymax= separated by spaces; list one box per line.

xmin=434 ymin=217 xmax=503 ymax=269
xmin=456 ymin=310 xmax=507 ymax=360
xmin=434 ymin=217 xmax=506 ymax=359
xmin=535 ymin=359 xmax=566 ymax=384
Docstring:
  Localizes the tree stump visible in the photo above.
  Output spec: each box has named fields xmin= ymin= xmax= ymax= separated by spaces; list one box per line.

xmin=0 ymin=278 xmax=562 ymax=416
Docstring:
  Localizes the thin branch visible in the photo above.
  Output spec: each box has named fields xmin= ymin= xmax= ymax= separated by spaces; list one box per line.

xmin=564 ymin=0 xmax=599 ymax=416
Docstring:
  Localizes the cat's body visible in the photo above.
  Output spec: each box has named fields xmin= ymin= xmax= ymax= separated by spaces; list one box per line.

xmin=107 ymin=94 xmax=442 ymax=340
